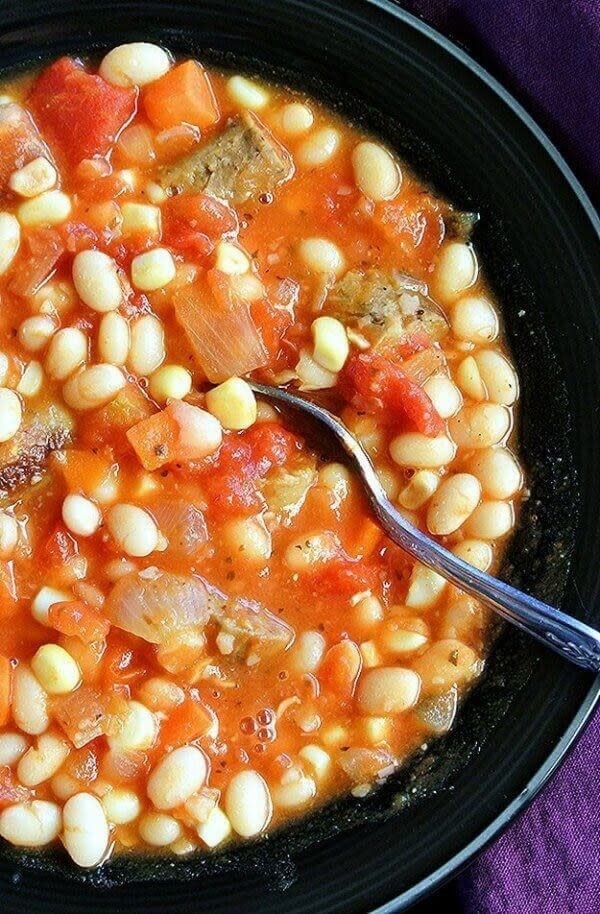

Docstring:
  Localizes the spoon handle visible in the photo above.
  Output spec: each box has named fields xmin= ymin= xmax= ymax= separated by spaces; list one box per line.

xmin=248 ymin=381 xmax=600 ymax=672
xmin=360 ymin=451 xmax=600 ymax=673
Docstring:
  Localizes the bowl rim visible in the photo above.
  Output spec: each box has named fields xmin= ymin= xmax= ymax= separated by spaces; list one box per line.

xmin=361 ymin=0 xmax=600 ymax=907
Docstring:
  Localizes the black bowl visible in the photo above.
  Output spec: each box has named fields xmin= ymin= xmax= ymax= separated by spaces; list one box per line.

xmin=1 ymin=1 xmax=599 ymax=911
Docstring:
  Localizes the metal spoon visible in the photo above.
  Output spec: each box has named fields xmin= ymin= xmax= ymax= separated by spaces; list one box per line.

xmin=249 ymin=380 xmax=600 ymax=672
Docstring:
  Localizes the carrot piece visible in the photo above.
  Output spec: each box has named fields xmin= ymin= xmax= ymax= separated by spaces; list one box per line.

xmin=51 ymin=449 xmax=113 ymax=495
xmin=143 ymin=61 xmax=220 ymax=130
xmin=347 ymin=517 xmax=382 ymax=560
xmin=319 ymin=640 xmax=363 ymax=698
xmin=48 ymin=600 xmax=110 ymax=644
xmin=0 ymin=655 xmax=12 ymax=726
xmin=126 ymin=405 xmax=180 ymax=471
xmin=159 ymin=696 xmax=215 ymax=751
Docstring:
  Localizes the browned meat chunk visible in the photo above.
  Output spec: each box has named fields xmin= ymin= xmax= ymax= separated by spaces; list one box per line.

xmin=0 ymin=404 xmax=72 ymax=497
xmin=159 ymin=111 xmax=293 ymax=203
xmin=326 ymin=269 xmax=449 ymax=344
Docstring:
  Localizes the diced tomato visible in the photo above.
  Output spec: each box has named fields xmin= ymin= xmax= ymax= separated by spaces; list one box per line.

xmin=28 ymin=57 xmax=137 ymax=166
xmin=375 ymin=191 xmax=446 ymax=269
xmin=143 ymin=61 xmax=219 ymax=131
xmin=102 ymin=635 xmax=148 ymax=689
xmin=342 ymin=351 xmax=444 ymax=436
xmin=319 ymin=640 xmax=362 ymax=698
xmin=251 ymin=295 xmax=295 ymax=359
xmin=53 ymin=685 xmax=128 ymax=748
xmin=159 ymin=694 xmax=215 ymax=751
xmin=198 ymin=422 xmax=301 ymax=517
xmin=0 ymin=766 xmax=30 ymax=809
xmin=43 ymin=524 xmax=79 ymax=566
xmin=9 ymin=227 xmax=65 ymax=297
xmin=165 ymin=194 xmax=238 ymax=238
xmin=310 ymin=555 xmax=379 ymax=596
xmin=48 ymin=601 xmax=110 ymax=644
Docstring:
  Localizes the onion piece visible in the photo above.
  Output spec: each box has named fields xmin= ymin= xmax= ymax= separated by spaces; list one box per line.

xmin=414 ymin=684 xmax=458 ymax=733
xmin=337 ymin=747 xmax=397 ymax=784
xmin=213 ymin=598 xmax=294 ymax=659
xmin=149 ymin=499 xmax=208 ymax=557
xmin=174 ymin=274 xmax=269 ymax=383
xmin=105 ymin=569 xmax=219 ymax=644
xmin=9 ymin=228 xmax=64 ymax=297
xmin=115 ymin=124 xmax=156 ymax=166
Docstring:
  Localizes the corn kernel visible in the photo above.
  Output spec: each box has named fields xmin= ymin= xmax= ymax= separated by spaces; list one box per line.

xmin=121 ymin=202 xmax=161 ymax=238
xmin=131 ymin=248 xmax=176 ymax=291
xmin=205 ymin=377 xmax=257 ymax=430
xmin=9 ymin=157 xmax=57 ymax=198
xmin=148 ymin=364 xmax=192 ymax=402
xmin=361 ymin=716 xmax=392 ymax=743
xmin=18 ymin=190 xmax=71 ymax=226
xmin=214 ymin=241 xmax=251 ymax=274
xmin=312 ymin=316 xmax=349 ymax=372
xmin=31 ymin=644 xmax=81 ymax=694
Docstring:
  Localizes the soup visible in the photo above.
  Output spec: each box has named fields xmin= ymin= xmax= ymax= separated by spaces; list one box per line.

xmin=0 ymin=43 xmax=523 ymax=867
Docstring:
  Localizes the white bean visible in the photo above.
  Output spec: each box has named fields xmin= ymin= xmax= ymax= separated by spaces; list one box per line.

xmin=474 ymin=350 xmax=518 ymax=405
xmin=108 ymin=700 xmax=157 ymax=751
xmin=138 ymin=812 xmax=182 ymax=846
xmin=469 ymin=447 xmax=522 ymax=499
xmin=0 ymin=388 xmax=22 ymax=443
xmin=452 ymin=538 xmax=493 ymax=571
xmin=225 ymin=770 xmax=272 ymax=838
xmin=279 ymin=102 xmax=314 ymax=135
xmin=451 ymin=295 xmax=498 ymax=343
xmin=227 ymin=75 xmax=269 ymax=110
xmin=455 ymin=355 xmax=486 ymax=400
xmin=351 ymin=141 xmax=400 ymax=201
xmin=106 ymin=504 xmax=158 ymax=557
xmin=398 ymin=470 xmax=439 ymax=510
xmin=413 ymin=639 xmax=479 ymax=694
xmin=423 ymin=374 xmax=462 ymax=418
xmin=0 ymin=800 xmax=61 ymax=847
xmin=147 ymin=745 xmax=207 ymax=810
xmin=72 ymin=250 xmax=123 ymax=313
xmin=196 ymin=807 xmax=232 ymax=848
xmin=299 ymin=237 xmax=344 ymax=276
xmin=148 ymin=364 xmax=191 ymax=402
xmin=405 ymin=563 xmax=446 ymax=610
xmin=206 ymin=376 xmax=257 ymax=430
xmin=12 ymin=665 xmax=49 ymax=735
xmin=9 ymin=157 xmax=57 ymax=198
xmin=272 ymin=774 xmax=316 ymax=809
xmin=289 ymin=630 xmax=326 ymax=674
xmin=98 ymin=312 xmax=130 ymax=366
xmin=31 ymin=644 xmax=81 ymax=695
xmin=63 ymin=793 xmax=110 ymax=867
xmin=449 ymin=403 xmax=511 ymax=449
xmin=18 ymin=315 xmax=57 ymax=352
xmin=0 ymin=212 xmax=20 ymax=274
xmin=223 ymin=515 xmax=272 ymax=564
xmin=311 ymin=316 xmax=349 ymax=372
xmin=426 ymin=473 xmax=481 ymax=535
xmin=99 ymin=43 xmax=171 ymax=87
xmin=390 ymin=432 xmax=455 ymax=468
xmin=63 ymin=364 xmax=125 ymax=411
xmin=102 ymin=788 xmax=141 ymax=824
xmin=434 ymin=241 xmax=477 ymax=300
xmin=62 ymin=494 xmax=101 ymax=537
xmin=17 ymin=733 xmax=70 ymax=787
xmin=131 ymin=248 xmax=175 ymax=291
xmin=357 ymin=667 xmax=421 ymax=714
xmin=128 ymin=314 xmax=165 ymax=376
xmin=18 ymin=190 xmax=71 ymax=226
xmin=297 ymin=127 xmax=341 ymax=167
xmin=465 ymin=500 xmax=514 ymax=539
xmin=0 ymin=732 xmax=28 ymax=766
xmin=295 ymin=347 xmax=338 ymax=390
xmin=45 ymin=327 xmax=88 ymax=380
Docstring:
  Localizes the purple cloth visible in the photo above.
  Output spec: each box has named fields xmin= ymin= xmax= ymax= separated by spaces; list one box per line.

xmin=398 ymin=1 xmax=600 ymax=912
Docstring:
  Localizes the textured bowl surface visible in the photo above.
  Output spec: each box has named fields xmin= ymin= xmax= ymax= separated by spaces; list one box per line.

xmin=0 ymin=1 xmax=598 ymax=911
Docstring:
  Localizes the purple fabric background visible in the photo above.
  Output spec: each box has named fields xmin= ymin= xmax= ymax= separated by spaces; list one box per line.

xmin=396 ymin=2 xmax=600 ymax=913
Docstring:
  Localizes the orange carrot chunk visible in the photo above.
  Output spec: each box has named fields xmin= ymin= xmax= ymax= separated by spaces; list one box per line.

xmin=143 ymin=61 xmax=220 ymax=131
